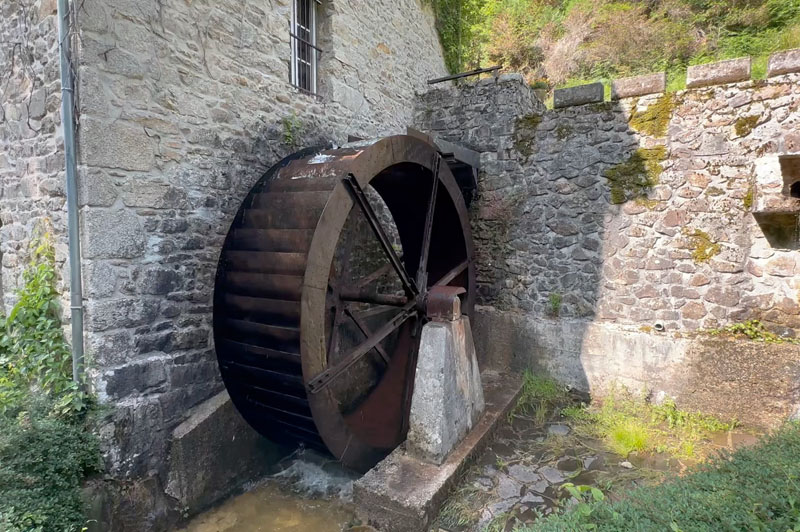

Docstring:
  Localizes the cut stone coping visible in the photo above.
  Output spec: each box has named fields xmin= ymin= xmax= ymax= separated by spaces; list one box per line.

xmin=768 ymin=48 xmax=800 ymax=78
xmin=352 ymin=370 xmax=523 ymax=532
xmin=611 ymin=72 xmax=666 ymax=100
xmin=686 ymin=57 xmax=751 ymax=88
xmin=554 ymin=82 xmax=604 ymax=108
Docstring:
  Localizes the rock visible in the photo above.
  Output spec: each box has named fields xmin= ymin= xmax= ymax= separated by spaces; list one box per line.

xmin=556 ymin=457 xmax=582 ymax=472
xmin=487 ymin=498 xmax=518 ymax=515
xmin=619 ymin=461 xmax=634 ymax=469
xmin=474 ymin=477 xmax=494 ymax=491
xmin=547 ymin=424 xmax=571 ymax=436
xmin=767 ymin=48 xmax=800 ymax=77
xmin=611 ymin=72 xmax=666 ymax=100
xmin=553 ymin=83 xmax=604 ymax=108
xmin=508 ymin=464 xmax=541 ymax=484
xmin=686 ymin=57 xmax=751 ymax=88
xmin=521 ymin=493 xmax=545 ymax=505
xmin=497 ymin=474 xmax=522 ymax=499
xmin=538 ymin=466 xmax=565 ymax=484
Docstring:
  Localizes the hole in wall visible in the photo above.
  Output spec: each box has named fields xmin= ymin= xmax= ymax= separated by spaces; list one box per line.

xmin=753 ymin=212 xmax=799 ymax=250
xmin=780 ymin=155 xmax=800 ymax=198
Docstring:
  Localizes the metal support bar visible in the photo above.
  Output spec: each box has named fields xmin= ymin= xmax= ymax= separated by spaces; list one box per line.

xmin=57 ymin=0 xmax=84 ymax=387
xmin=344 ymin=174 xmax=419 ymax=297
xmin=344 ymin=306 xmax=391 ymax=365
xmin=427 ymin=66 xmax=502 ymax=85
xmin=307 ymin=301 xmax=417 ymax=393
xmin=434 ymin=259 xmax=469 ymax=287
xmin=416 ymin=155 xmax=440 ymax=291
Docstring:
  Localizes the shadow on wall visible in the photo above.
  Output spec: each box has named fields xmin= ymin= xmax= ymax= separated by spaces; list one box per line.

xmin=413 ymin=70 xmax=800 ymax=428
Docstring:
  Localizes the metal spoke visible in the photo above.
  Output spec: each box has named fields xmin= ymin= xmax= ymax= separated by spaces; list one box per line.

xmin=343 ymin=174 xmax=418 ymax=297
xmin=339 ymin=288 xmax=408 ymax=307
xmin=416 ymin=155 xmax=440 ymax=291
xmin=433 ymin=259 xmax=469 ymax=287
xmin=307 ymin=300 xmax=418 ymax=394
xmin=344 ymin=306 xmax=390 ymax=364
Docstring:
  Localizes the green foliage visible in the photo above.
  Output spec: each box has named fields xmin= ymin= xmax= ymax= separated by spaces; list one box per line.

xmin=424 ymin=0 xmax=487 ymax=73
xmin=734 ymin=114 xmax=760 ymax=136
xmin=548 ymin=293 xmax=563 ymax=317
xmin=743 ymin=185 xmax=754 ymax=210
xmin=518 ymin=422 xmax=800 ymax=531
xmin=0 ymin=405 xmax=102 ymax=532
xmin=707 ymin=319 xmax=800 ymax=344
xmin=281 ymin=113 xmax=304 ymax=148
xmin=628 ymin=94 xmax=676 ymax=138
xmin=682 ymin=228 xmax=721 ymax=263
xmin=429 ymin=0 xmax=800 ymax=90
xmin=0 ymin=227 xmax=86 ymax=418
xmin=0 ymin=225 xmax=101 ymax=532
xmin=604 ymin=146 xmax=666 ymax=204
xmin=568 ymin=385 xmax=735 ymax=459
xmin=561 ymin=483 xmax=605 ymax=520
xmin=511 ymin=371 xmax=569 ymax=422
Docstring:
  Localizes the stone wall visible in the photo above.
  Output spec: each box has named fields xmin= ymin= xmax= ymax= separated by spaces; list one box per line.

xmin=414 ymin=58 xmax=800 ymax=428
xmin=3 ymin=0 xmax=447 ymax=529
xmin=0 ymin=0 xmax=66 ymax=313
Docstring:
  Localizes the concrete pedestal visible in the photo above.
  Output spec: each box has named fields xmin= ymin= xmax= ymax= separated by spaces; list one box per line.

xmin=407 ymin=316 xmax=485 ymax=464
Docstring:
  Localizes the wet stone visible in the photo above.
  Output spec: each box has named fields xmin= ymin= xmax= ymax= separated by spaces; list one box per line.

xmin=474 ymin=477 xmax=494 ymax=491
xmin=557 ymin=457 xmax=582 ymax=472
xmin=508 ymin=464 xmax=541 ymax=484
xmin=538 ymin=465 xmax=566 ymax=484
xmin=497 ymin=474 xmax=523 ymax=499
xmin=548 ymin=424 xmax=571 ymax=436
xmin=521 ymin=493 xmax=545 ymax=505
xmin=488 ymin=498 xmax=518 ymax=516
xmin=528 ymin=478 xmax=550 ymax=494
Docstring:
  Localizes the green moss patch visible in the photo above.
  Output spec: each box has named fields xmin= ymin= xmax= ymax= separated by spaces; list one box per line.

xmin=683 ymin=228 xmax=721 ymax=263
xmin=735 ymin=115 xmax=759 ymax=137
xmin=743 ymin=185 xmax=754 ymax=210
xmin=604 ymin=146 xmax=666 ymax=204
xmin=706 ymin=319 xmax=800 ymax=344
xmin=629 ymin=94 xmax=675 ymax=138
xmin=514 ymin=113 xmax=543 ymax=160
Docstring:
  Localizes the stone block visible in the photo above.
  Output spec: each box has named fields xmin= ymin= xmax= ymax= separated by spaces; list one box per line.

xmin=611 ymin=72 xmax=666 ymax=99
xmin=767 ymin=48 xmax=800 ymax=77
xmin=83 ymin=209 xmax=145 ymax=259
xmin=686 ymin=57 xmax=751 ymax=88
xmin=553 ymin=83 xmax=604 ymax=108
xmin=165 ymin=391 xmax=283 ymax=513
xmin=79 ymin=118 xmax=155 ymax=172
xmin=407 ymin=317 xmax=485 ymax=464
xmin=104 ymin=358 xmax=168 ymax=399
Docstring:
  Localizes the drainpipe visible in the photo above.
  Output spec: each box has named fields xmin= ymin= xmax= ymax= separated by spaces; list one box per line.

xmin=56 ymin=0 xmax=85 ymax=384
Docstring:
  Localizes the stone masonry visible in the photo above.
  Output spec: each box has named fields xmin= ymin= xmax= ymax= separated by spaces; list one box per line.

xmin=2 ymin=0 xmax=447 ymax=529
xmin=414 ymin=62 xmax=800 ymax=427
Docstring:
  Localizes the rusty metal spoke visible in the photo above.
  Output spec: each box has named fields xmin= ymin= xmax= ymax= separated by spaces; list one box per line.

xmin=344 ymin=174 xmax=418 ymax=297
xmin=433 ymin=259 xmax=469 ymax=287
xmin=416 ymin=155 xmax=440 ymax=291
xmin=344 ymin=306 xmax=390 ymax=365
xmin=307 ymin=300 xmax=417 ymax=394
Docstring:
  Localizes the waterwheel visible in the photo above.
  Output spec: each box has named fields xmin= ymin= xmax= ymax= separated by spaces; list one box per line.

xmin=213 ymin=135 xmax=476 ymax=472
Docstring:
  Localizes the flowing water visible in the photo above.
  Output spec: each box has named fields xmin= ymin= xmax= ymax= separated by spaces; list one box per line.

xmin=177 ymin=451 xmax=359 ymax=532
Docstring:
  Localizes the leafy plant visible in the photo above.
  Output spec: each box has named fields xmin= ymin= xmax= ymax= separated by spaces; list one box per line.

xmin=281 ymin=113 xmax=304 ymax=148
xmin=548 ymin=293 xmax=562 ymax=317
xmin=0 ymin=225 xmax=86 ymax=417
xmin=562 ymin=482 xmax=605 ymax=520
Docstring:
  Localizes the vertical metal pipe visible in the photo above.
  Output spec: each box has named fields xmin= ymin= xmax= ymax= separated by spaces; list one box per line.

xmin=56 ymin=0 xmax=85 ymax=384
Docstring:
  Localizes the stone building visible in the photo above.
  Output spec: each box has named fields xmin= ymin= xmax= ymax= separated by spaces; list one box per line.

xmin=1 ymin=0 xmax=447 ymax=528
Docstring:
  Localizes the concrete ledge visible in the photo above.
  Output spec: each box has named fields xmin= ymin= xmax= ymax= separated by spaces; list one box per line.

xmin=768 ymin=48 xmax=800 ymax=77
xmin=353 ymin=371 xmax=522 ymax=532
xmin=553 ymin=83 xmax=604 ymax=108
xmin=611 ymin=72 xmax=666 ymax=100
xmin=686 ymin=57 xmax=751 ymax=88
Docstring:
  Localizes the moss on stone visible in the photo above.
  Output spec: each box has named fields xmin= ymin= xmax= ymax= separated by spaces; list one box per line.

xmin=555 ymin=123 xmax=573 ymax=140
xmin=629 ymin=94 xmax=675 ymax=138
xmin=743 ymin=185 xmax=754 ymax=211
xmin=514 ymin=113 xmax=542 ymax=160
xmin=734 ymin=115 xmax=759 ymax=137
xmin=706 ymin=186 xmax=724 ymax=196
xmin=604 ymin=146 xmax=667 ymax=204
xmin=683 ymin=228 xmax=721 ymax=263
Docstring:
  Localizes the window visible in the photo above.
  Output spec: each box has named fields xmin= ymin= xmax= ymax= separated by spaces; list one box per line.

xmin=290 ymin=0 xmax=321 ymax=95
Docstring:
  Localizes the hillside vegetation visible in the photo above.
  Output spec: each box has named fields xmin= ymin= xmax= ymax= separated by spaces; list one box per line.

xmin=427 ymin=0 xmax=800 ymax=90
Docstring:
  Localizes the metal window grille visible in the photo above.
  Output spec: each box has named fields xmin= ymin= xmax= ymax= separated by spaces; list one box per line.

xmin=290 ymin=0 xmax=321 ymax=95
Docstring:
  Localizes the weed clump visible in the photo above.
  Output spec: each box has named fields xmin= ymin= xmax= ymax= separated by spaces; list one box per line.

xmin=604 ymin=146 xmax=666 ymax=204
xmin=511 ymin=371 xmax=570 ymax=423
xmin=743 ymin=184 xmax=754 ymax=210
xmin=707 ymin=319 xmax=799 ymax=344
xmin=628 ymin=94 xmax=675 ymax=137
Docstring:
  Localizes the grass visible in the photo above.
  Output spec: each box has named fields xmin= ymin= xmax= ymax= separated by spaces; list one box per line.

xmin=519 ymin=422 xmax=800 ymax=531
xmin=510 ymin=371 xmax=571 ymax=423
xmin=438 ymin=482 xmax=492 ymax=529
xmin=563 ymin=386 xmax=736 ymax=460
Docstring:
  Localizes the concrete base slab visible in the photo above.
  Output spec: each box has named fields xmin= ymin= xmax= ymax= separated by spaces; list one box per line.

xmin=353 ymin=371 xmax=522 ymax=532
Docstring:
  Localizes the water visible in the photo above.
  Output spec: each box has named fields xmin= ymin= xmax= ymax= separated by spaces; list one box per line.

xmin=177 ymin=450 xmax=359 ymax=532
